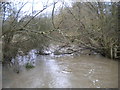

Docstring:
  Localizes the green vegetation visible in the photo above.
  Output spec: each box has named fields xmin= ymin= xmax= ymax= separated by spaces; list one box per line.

xmin=25 ymin=63 xmax=35 ymax=69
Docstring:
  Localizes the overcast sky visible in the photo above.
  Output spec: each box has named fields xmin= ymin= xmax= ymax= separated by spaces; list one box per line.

xmin=10 ymin=0 xmax=72 ymax=16
xmin=8 ymin=0 xmax=115 ymax=18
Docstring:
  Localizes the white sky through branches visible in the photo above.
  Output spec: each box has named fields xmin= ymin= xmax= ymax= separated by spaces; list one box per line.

xmin=10 ymin=0 xmax=72 ymax=16
xmin=8 ymin=0 xmax=116 ymax=18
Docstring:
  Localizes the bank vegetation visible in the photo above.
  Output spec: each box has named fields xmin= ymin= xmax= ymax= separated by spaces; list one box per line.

xmin=1 ymin=1 xmax=120 ymax=64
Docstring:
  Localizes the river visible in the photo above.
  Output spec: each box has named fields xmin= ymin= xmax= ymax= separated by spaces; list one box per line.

xmin=2 ymin=52 xmax=118 ymax=88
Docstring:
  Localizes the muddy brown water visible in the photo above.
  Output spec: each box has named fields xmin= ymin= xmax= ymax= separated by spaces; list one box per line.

xmin=2 ymin=54 xmax=118 ymax=88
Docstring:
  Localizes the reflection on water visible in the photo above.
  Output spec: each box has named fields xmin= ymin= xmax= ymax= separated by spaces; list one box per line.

xmin=3 ymin=50 xmax=118 ymax=88
xmin=11 ymin=49 xmax=37 ymax=66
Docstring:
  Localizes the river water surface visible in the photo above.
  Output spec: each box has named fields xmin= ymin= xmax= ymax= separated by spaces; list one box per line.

xmin=3 ymin=53 xmax=118 ymax=88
